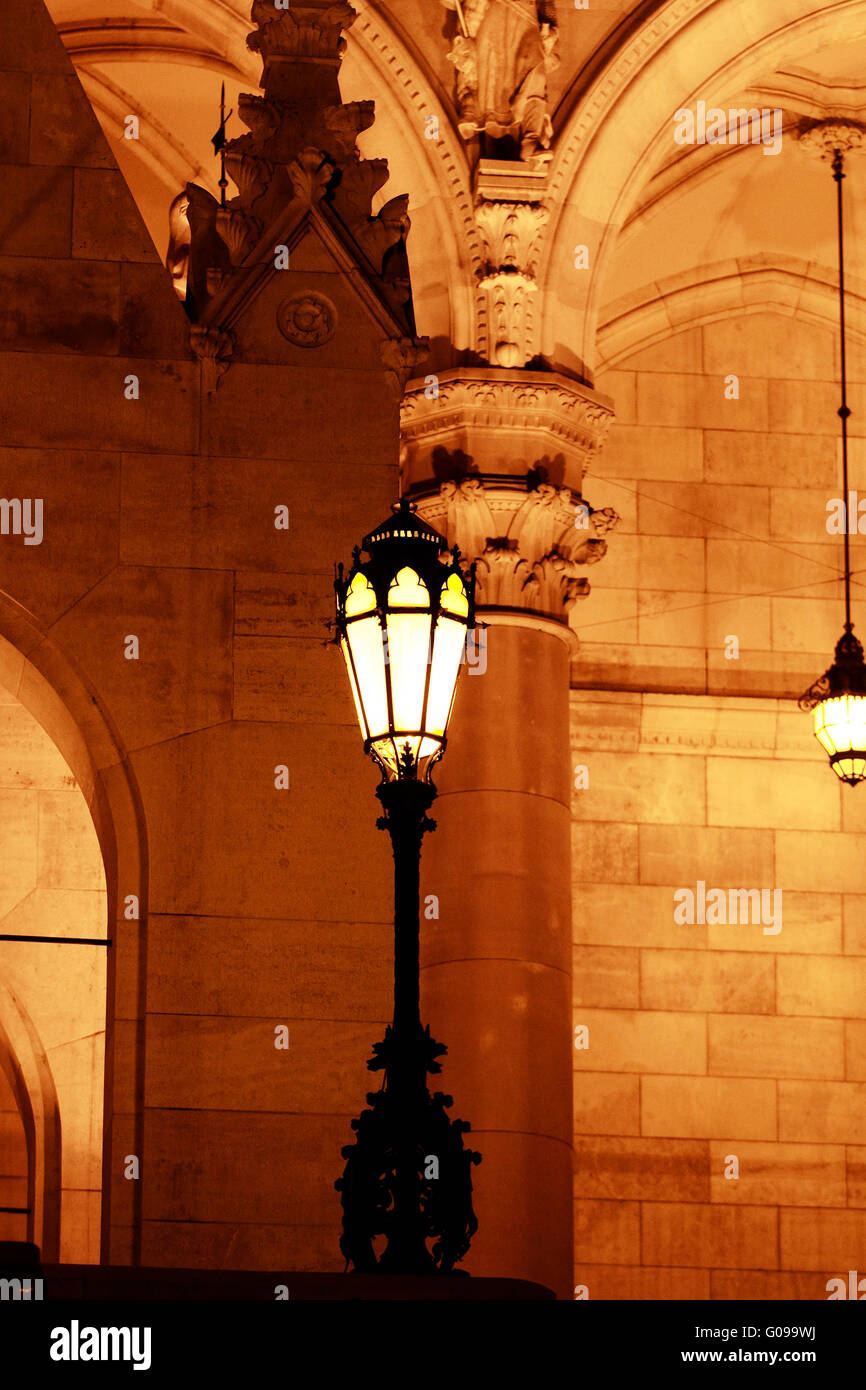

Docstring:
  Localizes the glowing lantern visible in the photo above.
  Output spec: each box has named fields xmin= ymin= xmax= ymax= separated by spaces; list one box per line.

xmin=334 ymin=498 xmax=475 ymax=780
xmin=800 ymin=626 xmax=866 ymax=785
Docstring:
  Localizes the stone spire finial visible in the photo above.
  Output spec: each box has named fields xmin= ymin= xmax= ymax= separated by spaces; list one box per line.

xmin=247 ymin=0 xmax=356 ymax=102
xmin=177 ymin=0 xmax=426 ymax=387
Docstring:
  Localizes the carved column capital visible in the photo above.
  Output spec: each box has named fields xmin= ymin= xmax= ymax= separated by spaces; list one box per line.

xmin=400 ymin=368 xmax=617 ymax=623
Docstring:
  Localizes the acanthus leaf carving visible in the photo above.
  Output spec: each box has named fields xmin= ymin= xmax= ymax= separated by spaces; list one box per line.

xmin=475 ymin=200 xmax=549 ymax=274
xmin=216 ymin=208 xmax=263 ymax=265
xmin=379 ymin=337 xmax=430 ymax=396
xmin=411 ymin=470 xmax=619 ymax=620
xmin=190 ymin=325 xmax=235 ymax=393
xmin=247 ymin=1 xmax=357 ymax=65
xmin=288 ymin=147 xmax=335 ymax=204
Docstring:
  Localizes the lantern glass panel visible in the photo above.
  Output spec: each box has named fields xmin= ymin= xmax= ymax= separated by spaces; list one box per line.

xmin=386 ymin=568 xmax=431 ymax=734
xmin=813 ymin=694 xmax=866 ymax=756
xmin=387 ymin=612 xmax=432 ymax=732
xmin=340 ymin=637 xmax=367 ymax=737
xmin=426 ymin=616 xmax=466 ymax=736
xmin=390 ymin=567 xmax=429 ymax=607
xmin=345 ymin=572 xmax=377 ymax=617
xmin=347 ymin=614 xmax=389 ymax=738
xmin=440 ymin=573 xmax=469 ymax=618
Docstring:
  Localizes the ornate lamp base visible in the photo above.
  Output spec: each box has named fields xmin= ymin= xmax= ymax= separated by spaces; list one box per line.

xmin=335 ymin=1023 xmax=482 ymax=1275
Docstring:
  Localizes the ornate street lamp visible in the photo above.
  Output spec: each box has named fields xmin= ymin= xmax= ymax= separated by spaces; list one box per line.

xmin=800 ymin=139 xmax=866 ymax=784
xmin=333 ymin=496 xmax=482 ymax=1274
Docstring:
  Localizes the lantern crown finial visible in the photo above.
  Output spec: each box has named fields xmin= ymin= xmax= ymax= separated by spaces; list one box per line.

xmin=362 ymin=496 xmax=446 ymax=557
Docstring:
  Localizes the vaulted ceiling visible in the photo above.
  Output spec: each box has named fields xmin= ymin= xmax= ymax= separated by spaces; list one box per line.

xmin=43 ymin=1 xmax=866 ymax=378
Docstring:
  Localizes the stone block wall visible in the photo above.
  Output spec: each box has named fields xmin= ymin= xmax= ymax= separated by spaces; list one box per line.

xmin=0 ymin=0 xmax=406 ymax=1272
xmin=571 ymin=311 xmax=866 ymax=1298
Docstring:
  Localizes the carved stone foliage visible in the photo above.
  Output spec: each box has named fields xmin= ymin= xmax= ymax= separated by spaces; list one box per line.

xmin=190 ymin=325 xmax=235 ymax=394
xmin=475 ymin=200 xmax=548 ymax=274
xmin=247 ymin=1 xmax=357 ymax=71
xmin=215 ymin=208 xmax=263 ymax=267
xmin=477 ymin=270 xmax=536 ymax=369
xmin=797 ymin=119 xmax=866 ymax=161
xmin=379 ymin=338 xmax=430 ymax=396
xmin=400 ymin=368 xmax=617 ymax=620
xmin=468 ymin=173 xmax=551 ymax=366
xmin=415 ymin=477 xmax=617 ymax=618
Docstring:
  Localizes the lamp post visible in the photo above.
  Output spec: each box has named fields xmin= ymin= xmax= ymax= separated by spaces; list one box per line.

xmin=800 ymin=138 xmax=866 ymax=783
xmin=333 ymin=497 xmax=482 ymax=1275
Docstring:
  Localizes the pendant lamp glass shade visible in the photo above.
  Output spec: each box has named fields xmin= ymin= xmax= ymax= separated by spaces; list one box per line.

xmin=801 ymin=626 xmax=866 ymax=786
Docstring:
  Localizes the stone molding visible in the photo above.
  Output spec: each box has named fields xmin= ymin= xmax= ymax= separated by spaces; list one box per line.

xmin=401 ymin=368 xmax=614 ymax=471
xmin=596 ymin=255 xmax=866 ymax=370
xmin=569 ymin=690 xmax=818 ymax=760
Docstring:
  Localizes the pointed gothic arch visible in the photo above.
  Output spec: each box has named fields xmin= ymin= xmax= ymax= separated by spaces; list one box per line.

xmin=0 ymin=602 xmax=149 ymax=1266
xmin=0 ymin=980 xmax=61 ymax=1261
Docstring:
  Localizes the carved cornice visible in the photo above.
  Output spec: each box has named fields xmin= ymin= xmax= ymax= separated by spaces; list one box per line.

xmin=400 ymin=370 xmax=614 ymax=461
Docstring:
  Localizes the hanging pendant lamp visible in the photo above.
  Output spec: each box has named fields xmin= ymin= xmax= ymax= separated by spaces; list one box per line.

xmin=799 ymin=138 xmax=866 ymax=785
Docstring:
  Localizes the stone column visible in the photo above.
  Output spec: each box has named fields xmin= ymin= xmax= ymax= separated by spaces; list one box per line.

xmin=401 ymin=367 xmax=616 ymax=1297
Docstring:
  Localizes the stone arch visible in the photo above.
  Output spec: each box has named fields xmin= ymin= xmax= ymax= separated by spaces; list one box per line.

xmin=0 ymin=980 xmax=61 ymax=1261
xmin=77 ymin=67 xmax=214 ymax=193
xmin=0 ymin=596 xmax=148 ymax=1266
xmin=539 ymin=0 xmax=866 ymax=379
xmin=595 ymin=256 xmax=866 ymax=370
xmin=346 ymin=2 xmax=482 ymax=357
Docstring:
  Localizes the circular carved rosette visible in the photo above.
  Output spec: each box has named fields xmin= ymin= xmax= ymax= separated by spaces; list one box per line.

xmin=277 ymin=292 xmax=337 ymax=347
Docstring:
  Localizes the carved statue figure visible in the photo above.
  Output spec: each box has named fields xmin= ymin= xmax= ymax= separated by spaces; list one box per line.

xmin=442 ymin=0 xmax=559 ymax=162
xmin=166 ymin=191 xmax=191 ymax=303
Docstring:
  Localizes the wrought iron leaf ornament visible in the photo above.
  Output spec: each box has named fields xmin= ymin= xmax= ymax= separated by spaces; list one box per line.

xmin=335 ymin=1026 xmax=482 ymax=1275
